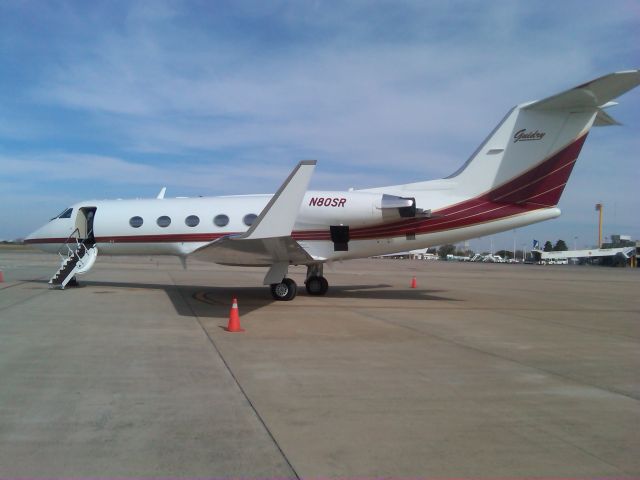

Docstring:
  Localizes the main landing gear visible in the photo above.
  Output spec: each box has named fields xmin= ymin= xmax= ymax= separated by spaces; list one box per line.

xmin=305 ymin=275 xmax=328 ymax=295
xmin=304 ymin=263 xmax=328 ymax=296
xmin=269 ymin=264 xmax=329 ymax=301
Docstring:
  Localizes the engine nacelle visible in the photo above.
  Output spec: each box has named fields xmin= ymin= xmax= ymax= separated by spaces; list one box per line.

xmin=380 ymin=194 xmax=416 ymax=218
xmin=298 ymin=191 xmax=420 ymax=228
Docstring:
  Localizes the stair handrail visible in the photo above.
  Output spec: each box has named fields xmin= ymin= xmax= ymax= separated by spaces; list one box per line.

xmin=85 ymin=225 xmax=96 ymax=245
xmin=57 ymin=227 xmax=82 ymax=261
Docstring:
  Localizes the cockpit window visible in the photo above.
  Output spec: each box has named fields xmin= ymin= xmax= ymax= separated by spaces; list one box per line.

xmin=50 ymin=208 xmax=73 ymax=221
xmin=50 ymin=210 xmax=64 ymax=221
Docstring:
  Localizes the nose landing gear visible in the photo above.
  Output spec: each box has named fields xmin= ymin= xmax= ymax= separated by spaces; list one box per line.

xmin=270 ymin=278 xmax=297 ymax=301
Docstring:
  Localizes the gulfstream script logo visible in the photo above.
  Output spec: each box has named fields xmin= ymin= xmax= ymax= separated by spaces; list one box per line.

xmin=513 ymin=129 xmax=546 ymax=143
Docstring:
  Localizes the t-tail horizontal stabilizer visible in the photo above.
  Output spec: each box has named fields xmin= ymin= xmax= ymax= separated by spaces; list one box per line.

xmin=523 ymin=69 xmax=640 ymax=126
xmin=191 ymin=161 xmax=317 ymax=273
xmin=523 ymin=70 xmax=640 ymax=111
xmin=433 ymin=69 xmax=640 ymax=205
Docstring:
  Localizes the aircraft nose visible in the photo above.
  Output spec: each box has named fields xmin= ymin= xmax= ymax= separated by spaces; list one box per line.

xmin=24 ymin=230 xmax=36 ymax=243
xmin=24 ymin=226 xmax=42 ymax=244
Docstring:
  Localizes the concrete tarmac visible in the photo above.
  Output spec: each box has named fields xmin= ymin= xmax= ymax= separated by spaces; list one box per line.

xmin=0 ymin=250 xmax=638 ymax=477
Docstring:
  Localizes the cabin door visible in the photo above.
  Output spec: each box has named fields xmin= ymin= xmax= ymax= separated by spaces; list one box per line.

xmin=75 ymin=207 xmax=97 ymax=245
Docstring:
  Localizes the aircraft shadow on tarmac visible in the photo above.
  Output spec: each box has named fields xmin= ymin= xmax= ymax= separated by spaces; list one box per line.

xmin=36 ymin=280 xmax=457 ymax=319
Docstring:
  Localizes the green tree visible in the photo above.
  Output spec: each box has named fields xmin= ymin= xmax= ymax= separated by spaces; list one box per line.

xmin=495 ymin=249 xmax=513 ymax=259
xmin=553 ymin=239 xmax=568 ymax=251
xmin=438 ymin=244 xmax=456 ymax=259
xmin=543 ymin=240 xmax=553 ymax=252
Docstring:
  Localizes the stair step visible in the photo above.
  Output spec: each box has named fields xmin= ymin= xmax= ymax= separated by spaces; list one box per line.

xmin=49 ymin=246 xmax=89 ymax=288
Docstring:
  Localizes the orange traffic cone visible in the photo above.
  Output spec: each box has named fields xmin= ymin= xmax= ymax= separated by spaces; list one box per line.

xmin=226 ymin=297 xmax=244 ymax=332
xmin=410 ymin=276 xmax=417 ymax=288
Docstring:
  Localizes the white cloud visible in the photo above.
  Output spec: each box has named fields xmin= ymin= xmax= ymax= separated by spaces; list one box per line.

xmin=1 ymin=0 xmax=639 ymax=241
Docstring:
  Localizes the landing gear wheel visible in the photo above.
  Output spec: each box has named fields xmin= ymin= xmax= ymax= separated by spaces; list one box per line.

xmin=67 ymin=277 xmax=79 ymax=287
xmin=305 ymin=276 xmax=329 ymax=295
xmin=270 ymin=278 xmax=297 ymax=301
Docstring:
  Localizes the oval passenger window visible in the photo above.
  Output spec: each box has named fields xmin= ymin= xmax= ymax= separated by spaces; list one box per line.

xmin=243 ymin=213 xmax=258 ymax=226
xmin=129 ymin=216 xmax=144 ymax=228
xmin=214 ymin=214 xmax=229 ymax=227
xmin=157 ymin=216 xmax=171 ymax=227
xmin=185 ymin=215 xmax=200 ymax=227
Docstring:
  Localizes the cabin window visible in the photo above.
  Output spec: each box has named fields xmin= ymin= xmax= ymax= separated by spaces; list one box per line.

xmin=243 ymin=213 xmax=258 ymax=226
xmin=157 ymin=216 xmax=171 ymax=228
xmin=214 ymin=214 xmax=229 ymax=227
xmin=129 ymin=216 xmax=144 ymax=228
xmin=185 ymin=215 xmax=200 ymax=227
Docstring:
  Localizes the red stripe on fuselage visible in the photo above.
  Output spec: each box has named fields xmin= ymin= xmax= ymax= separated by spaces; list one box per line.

xmin=96 ymin=233 xmax=228 ymax=243
xmin=489 ymin=134 xmax=586 ymax=205
xmin=25 ymin=135 xmax=587 ymax=246
xmin=341 ymin=133 xmax=588 ymax=239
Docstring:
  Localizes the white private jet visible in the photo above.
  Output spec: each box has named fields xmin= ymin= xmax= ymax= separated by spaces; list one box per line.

xmin=25 ymin=70 xmax=640 ymax=300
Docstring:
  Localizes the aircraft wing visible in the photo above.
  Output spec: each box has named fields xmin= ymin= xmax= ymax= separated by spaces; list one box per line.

xmin=190 ymin=160 xmax=316 ymax=267
xmin=191 ymin=235 xmax=313 ymax=266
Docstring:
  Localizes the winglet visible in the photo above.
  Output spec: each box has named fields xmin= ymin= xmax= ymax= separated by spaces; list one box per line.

xmin=240 ymin=160 xmax=316 ymax=239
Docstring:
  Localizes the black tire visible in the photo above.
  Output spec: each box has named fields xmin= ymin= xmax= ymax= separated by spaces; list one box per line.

xmin=305 ymin=276 xmax=329 ymax=295
xmin=270 ymin=278 xmax=297 ymax=301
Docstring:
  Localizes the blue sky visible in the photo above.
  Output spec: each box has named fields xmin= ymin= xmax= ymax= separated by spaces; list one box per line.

xmin=1 ymin=0 xmax=638 ymax=250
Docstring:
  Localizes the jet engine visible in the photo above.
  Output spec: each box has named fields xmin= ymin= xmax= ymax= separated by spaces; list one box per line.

xmin=299 ymin=191 xmax=428 ymax=229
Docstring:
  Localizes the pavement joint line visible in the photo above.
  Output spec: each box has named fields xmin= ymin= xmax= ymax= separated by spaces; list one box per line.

xmin=347 ymin=305 xmax=638 ymax=313
xmin=0 ymin=278 xmax=46 ymax=291
xmin=166 ymin=272 xmax=300 ymax=480
xmin=502 ymin=414 xmax=630 ymax=476
xmin=192 ymin=292 xmax=638 ymax=314
xmin=340 ymin=305 xmax=635 ymax=475
xmin=345 ymin=306 xmax=637 ymax=475
xmin=349 ymin=306 xmax=640 ymax=404
xmin=498 ymin=307 xmax=640 ymax=341
xmin=0 ymin=279 xmax=53 ymax=312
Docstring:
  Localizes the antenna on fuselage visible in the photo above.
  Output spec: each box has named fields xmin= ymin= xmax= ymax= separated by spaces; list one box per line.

xmin=156 ymin=187 xmax=167 ymax=199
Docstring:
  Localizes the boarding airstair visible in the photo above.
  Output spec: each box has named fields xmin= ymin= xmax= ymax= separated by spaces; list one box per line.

xmin=49 ymin=229 xmax=98 ymax=289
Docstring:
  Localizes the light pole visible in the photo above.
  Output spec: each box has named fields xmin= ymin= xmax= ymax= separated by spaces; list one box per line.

xmin=595 ymin=203 xmax=603 ymax=248
xmin=574 ymin=236 xmax=577 ymax=251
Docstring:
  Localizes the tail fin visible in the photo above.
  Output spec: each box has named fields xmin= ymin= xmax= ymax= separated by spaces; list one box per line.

xmin=448 ymin=70 xmax=640 ymax=206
